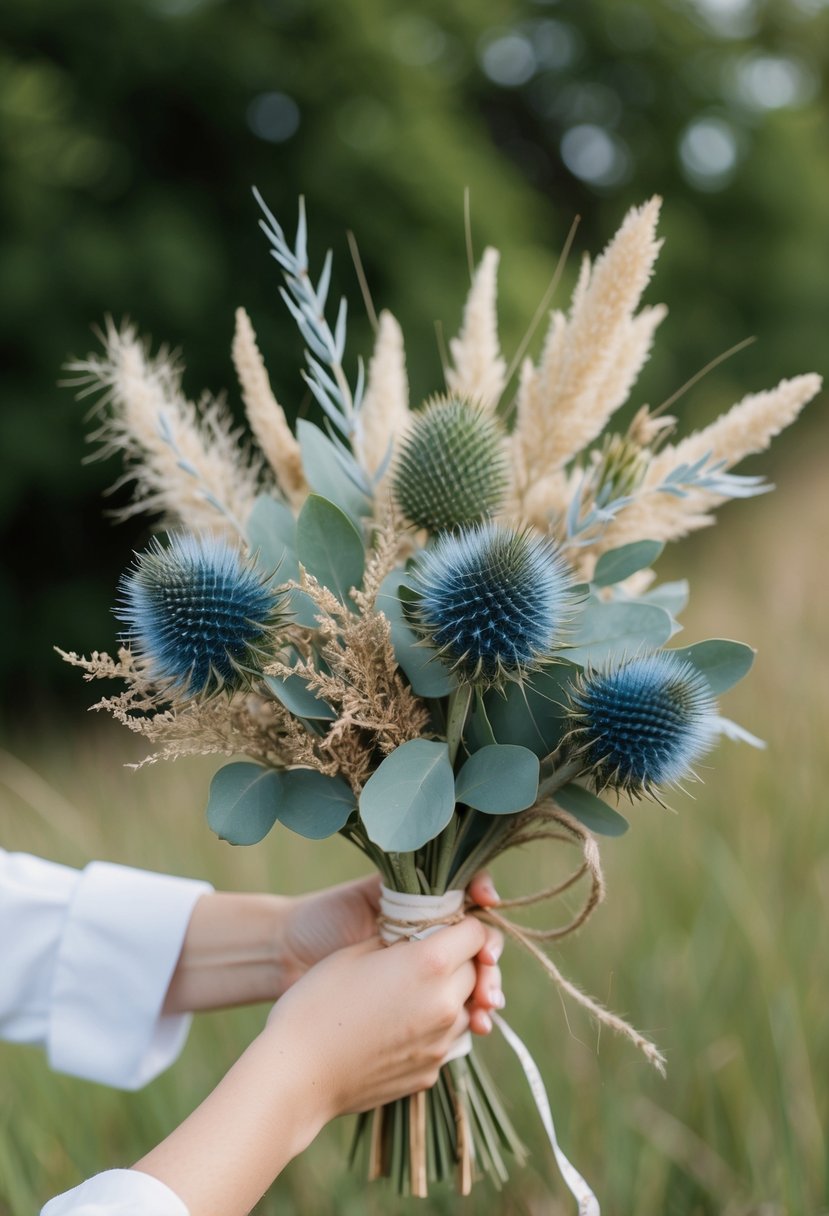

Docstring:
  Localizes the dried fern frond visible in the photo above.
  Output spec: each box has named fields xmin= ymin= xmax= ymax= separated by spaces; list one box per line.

xmin=66 ymin=319 xmax=263 ymax=537
xmin=512 ymin=197 xmax=663 ymax=505
xmin=232 ymin=307 xmax=307 ymax=507
xmin=354 ymin=309 xmax=410 ymax=490
xmin=446 ymin=247 xmax=507 ymax=412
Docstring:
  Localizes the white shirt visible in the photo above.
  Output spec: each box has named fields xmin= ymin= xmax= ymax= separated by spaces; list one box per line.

xmin=1 ymin=849 xmax=211 ymax=1215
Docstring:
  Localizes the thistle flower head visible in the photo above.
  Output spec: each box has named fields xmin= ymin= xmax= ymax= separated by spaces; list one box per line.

xmin=392 ymin=394 xmax=508 ymax=534
xmin=115 ymin=532 xmax=288 ymax=698
xmin=567 ymin=652 xmax=717 ymax=797
xmin=411 ymin=523 xmax=574 ymax=685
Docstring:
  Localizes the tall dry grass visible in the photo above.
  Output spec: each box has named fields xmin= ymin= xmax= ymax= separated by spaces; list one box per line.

xmin=1 ymin=436 xmax=827 ymax=1216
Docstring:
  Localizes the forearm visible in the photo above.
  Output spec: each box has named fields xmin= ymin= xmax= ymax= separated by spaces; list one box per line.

xmin=133 ymin=1027 xmax=326 ymax=1216
xmin=163 ymin=893 xmax=300 ymax=1015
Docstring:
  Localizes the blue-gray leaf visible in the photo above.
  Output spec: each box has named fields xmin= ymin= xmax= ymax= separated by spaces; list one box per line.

xmin=565 ymin=600 xmax=673 ymax=667
xmin=296 ymin=494 xmax=365 ymax=603
xmin=246 ymin=495 xmax=298 ymax=582
xmin=670 ymin=638 xmax=755 ymax=694
xmin=264 ymin=673 xmax=336 ymax=720
xmin=455 ymin=745 xmax=539 ymax=814
xmin=554 ymin=783 xmax=629 ymax=837
xmin=297 ymin=419 xmax=371 ymax=522
xmin=276 ymin=769 xmax=355 ymax=839
xmin=206 ymin=761 xmax=281 ymax=845
xmin=360 ymin=739 xmax=456 ymax=852
xmin=377 ymin=573 xmax=457 ymax=698
xmin=592 ymin=540 xmax=664 ymax=587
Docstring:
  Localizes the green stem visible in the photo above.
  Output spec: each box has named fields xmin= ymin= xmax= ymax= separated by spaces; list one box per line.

xmin=536 ymin=758 xmax=584 ymax=801
xmin=451 ymin=815 xmax=515 ymax=892
xmin=432 ymin=814 xmax=459 ymax=894
xmin=445 ymin=683 xmax=473 ymax=766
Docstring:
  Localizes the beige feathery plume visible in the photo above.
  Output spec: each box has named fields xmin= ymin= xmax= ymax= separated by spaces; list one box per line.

xmin=232 ymin=307 xmax=307 ymax=507
xmin=446 ymin=247 xmax=507 ymax=411
xmin=67 ymin=319 xmax=262 ymax=537
xmin=577 ymin=372 xmax=823 ymax=569
xmin=512 ymin=198 xmax=663 ymax=497
xmin=354 ymin=309 xmax=410 ymax=489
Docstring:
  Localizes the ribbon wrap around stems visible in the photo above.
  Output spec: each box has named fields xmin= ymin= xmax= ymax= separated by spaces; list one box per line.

xmin=378 ymin=883 xmax=600 ymax=1213
xmin=378 ymin=886 xmax=472 ymax=1063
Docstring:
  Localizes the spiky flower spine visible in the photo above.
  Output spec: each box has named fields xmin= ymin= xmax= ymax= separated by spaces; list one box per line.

xmin=566 ymin=653 xmax=717 ymax=797
xmin=411 ymin=523 xmax=574 ymax=685
xmin=392 ymin=395 xmax=508 ymax=534
xmin=116 ymin=533 xmax=288 ymax=698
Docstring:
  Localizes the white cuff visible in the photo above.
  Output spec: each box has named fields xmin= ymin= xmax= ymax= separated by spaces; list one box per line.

xmin=48 ymin=861 xmax=212 ymax=1090
xmin=41 ymin=1169 xmax=189 ymax=1215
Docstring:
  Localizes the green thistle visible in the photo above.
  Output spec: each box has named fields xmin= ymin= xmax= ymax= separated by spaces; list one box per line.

xmin=392 ymin=395 xmax=508 ymax=534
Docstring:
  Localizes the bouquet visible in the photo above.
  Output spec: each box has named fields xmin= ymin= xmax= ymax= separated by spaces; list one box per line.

xmin=60 ymin=194 xmax=820 ymax=1208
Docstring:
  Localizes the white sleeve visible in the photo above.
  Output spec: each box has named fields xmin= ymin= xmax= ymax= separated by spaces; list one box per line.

xmin=0 ymin=849 xmax=212 ymax=1089
xmin=41 ymin=1170 xmax=189 ymax=1215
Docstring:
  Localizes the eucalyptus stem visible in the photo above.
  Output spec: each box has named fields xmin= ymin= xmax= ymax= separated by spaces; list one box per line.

xmin=451 ymin=815 xmax=515 ymax=892
xmin=536 ymin=758 xmax=584 ymax=801
xmin=432 ymin=814 xmax=459 ymax=894
xmin=445 ymin=683 xmax=473 ymax=766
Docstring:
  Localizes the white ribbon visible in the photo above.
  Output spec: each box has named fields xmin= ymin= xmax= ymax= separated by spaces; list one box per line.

xmin=379 ymin=885 xmax=472 ymax=1062
xmin=493 ymin=1012 xmax=600 ymax=1215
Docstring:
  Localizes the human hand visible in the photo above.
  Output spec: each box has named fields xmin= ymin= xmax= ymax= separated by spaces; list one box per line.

xmin=264 ymin=913 xmax=495 ymax=1121
xmin=277 ymin=871 xmax=504 ymax=1032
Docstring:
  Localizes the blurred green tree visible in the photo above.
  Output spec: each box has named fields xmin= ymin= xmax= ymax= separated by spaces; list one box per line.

xmin=0 ymin=0 xmax=825 ymax=717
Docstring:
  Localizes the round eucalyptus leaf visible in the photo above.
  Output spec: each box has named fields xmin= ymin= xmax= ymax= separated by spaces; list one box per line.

xmin=264 ymin=673 xmax=336 ymax=720
xmin=360 ymin=739 xmax=455 ymax=852
xmin=206 ymin=761 xmax=282 ymax=845
xmin=592 ymin=540 xmax=664 ymax=587
xmin=297 ymin=419 xmax=371 ymax=523
xmin=246 ymin=495 xmax=299 ymax=583
xmin=376 ymin=573 xmax=457 ymax=697
xmin=296 ymin=493 xmax=365 ymax=604
xmin=565 ymin=600 xmax=673 ymax=667
xmin=554 ymin=782 xmax=629 ymax=837
xmin=670 ymin=638 xmax=755 ymax=694
xmin=473 ymin=664 xmax=576 ymax=758
xmin=455 ymin=744 xmax=539 ymax=814
xmin=277 ymin=769 xmax=355 ymax=839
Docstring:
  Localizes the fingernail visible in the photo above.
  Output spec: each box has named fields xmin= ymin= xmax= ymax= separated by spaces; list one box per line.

xmin=479 ymin=877 xmax=499 ymax=904
xmin=490 ymin=940 xmax=503 ymax=964
xmin=478 ymin=1012 xmax=493 ymax=1034
xmin=489 ymin=989 xmax=506 ymax=1009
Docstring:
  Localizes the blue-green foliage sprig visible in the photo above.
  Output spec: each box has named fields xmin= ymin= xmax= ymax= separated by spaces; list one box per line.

xmin=254 ymin=191 xmax=371 ymax=497
xmin=410 ymin=522 xmax=576 ymax=686
xmin=565 ymin=652 xmax=717 ymax=798
xmin=116 ymin=532 xmax=290 ymax=699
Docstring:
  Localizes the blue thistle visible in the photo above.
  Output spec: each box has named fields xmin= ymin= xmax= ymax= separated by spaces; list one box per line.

xmin=115 ymin=533 xmax=288 ymax=698
xmin=411 ymin=523 xmax=574 ymax=685
xmin=566 ymin=652 xmax=717 ymax=797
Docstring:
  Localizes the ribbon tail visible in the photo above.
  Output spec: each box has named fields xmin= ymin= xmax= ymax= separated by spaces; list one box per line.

xmin=492 ymin=1012 xmax=600 ymax=1216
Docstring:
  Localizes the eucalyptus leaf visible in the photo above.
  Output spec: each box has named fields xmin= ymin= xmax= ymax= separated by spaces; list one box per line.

xmin=276 ymin=769 xmax=355 ymax=839
xmin=670 ymin=638 xmax=755 ymax=694
xmin=360 ymin=739 xmax=456 ymax=852
xmin=296 ymin=494 xmax=365 ymax=603
xmin=565 ymin=599 xmax=673 ymax=667
xmin=246 ymin=495 xmax=298 ymax=581
xmin=297 ymin=419 xmax=371 ymax=521
xmin=377 ymin=573 xmax=457 ymax=697
xmin=469 ymin=664 xmax=577 ymax=758
xmin=206 ymin=761 xmax=281 ymax=845
xmin=633 ymin=579 xmax=689 ymax=618
xmin=264 ymin=673 xmax=336 ymax=720
xmin=554 ymin=783 xmax=629 ymax=837
xmin=455 ymin=745 xmax=539 ymax=814
xmin=592 ymin=540 xmax=664 ymax=587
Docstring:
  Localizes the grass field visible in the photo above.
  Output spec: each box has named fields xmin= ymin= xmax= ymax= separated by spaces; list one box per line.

xmin=1 ymin=441 xmax=827 ymax=1216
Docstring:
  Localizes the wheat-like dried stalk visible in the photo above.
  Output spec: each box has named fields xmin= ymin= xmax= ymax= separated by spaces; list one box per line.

xmin=446 ymin=247 xmax=507 ymax=411
xmin=66 ymin=319 xmax=262 ymax=537
xmin=512 ymin=198 xmax=663 ymax=505
xmin=354 ymin=309 xmax=410 ymax=490
xmin=232 ymin=307 xmax=307 ymax=507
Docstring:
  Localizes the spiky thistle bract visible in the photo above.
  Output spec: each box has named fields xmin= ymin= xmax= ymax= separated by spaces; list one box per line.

xmin=116 ymin=532 xmax=288 ymax=698
xmin=410 ymin=522 xmax=574 ymax=685
xmin=566 ymin=652 xmax=717 ymax=797
xmin=392 ymin=395 xmax=508 ymax=534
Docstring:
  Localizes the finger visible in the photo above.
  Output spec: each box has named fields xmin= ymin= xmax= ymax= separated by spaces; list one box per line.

xmin=414 ymin=915 xmax=487 ymax=974
xmin=446 ymin=1005 xmax=471 ymax=1045
xmin=471 ymin=962 xmax=503 ymax=1013
xmin=468 ymin=871 xmax=500 ymax=908
xmin=445 ymin=959 xmax=478 ymax=1011
xmin=469 ymin=1006 xmax=494 ymax=1036
xmin=476 ymin=924 xmax=504 ymax=967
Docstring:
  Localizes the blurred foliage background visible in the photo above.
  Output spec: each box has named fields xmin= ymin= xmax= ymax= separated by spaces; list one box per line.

xmin=1 ymin=0 xmax=827 ymax=718
xmin=1 ymin=0 xmax=828 ymax=1213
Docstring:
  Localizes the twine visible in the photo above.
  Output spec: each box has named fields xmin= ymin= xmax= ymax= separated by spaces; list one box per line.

xmin=377 ymin=806 xmax=666 ymax=1075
